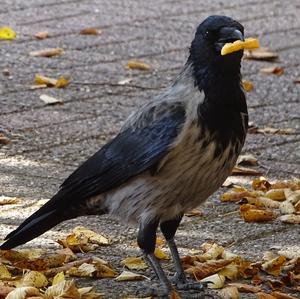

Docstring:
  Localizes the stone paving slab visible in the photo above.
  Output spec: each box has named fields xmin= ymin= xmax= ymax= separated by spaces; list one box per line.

xmin=0 ymin=0 xmax=300 ymax=298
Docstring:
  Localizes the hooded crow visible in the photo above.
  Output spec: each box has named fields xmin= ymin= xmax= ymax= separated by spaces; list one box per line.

xmin=1 ymin=15 xmax=248 ymax=298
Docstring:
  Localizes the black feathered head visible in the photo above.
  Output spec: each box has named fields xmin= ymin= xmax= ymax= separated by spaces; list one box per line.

xmin=189 ymin=15 xmax=245 ymax=78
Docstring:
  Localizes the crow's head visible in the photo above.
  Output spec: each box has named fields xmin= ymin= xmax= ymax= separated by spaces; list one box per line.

xmin=189 ymin=15 xmax=244 ymax=81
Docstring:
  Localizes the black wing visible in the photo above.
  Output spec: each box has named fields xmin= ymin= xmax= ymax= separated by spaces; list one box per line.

xmin=1 ymin=106 xmax=185 ymax=249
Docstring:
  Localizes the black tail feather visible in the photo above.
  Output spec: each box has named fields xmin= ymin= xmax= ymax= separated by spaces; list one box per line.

xmin=0 ymin=209 xmax=65 ymax=250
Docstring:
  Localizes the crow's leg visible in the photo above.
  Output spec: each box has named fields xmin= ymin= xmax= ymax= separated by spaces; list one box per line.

xmin=136 ymin=220 xmax=172 ymax=298
xmin=160 ymin=215 xmax=204 ymax=293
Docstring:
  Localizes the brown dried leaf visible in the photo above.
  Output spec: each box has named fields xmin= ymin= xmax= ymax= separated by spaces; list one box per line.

xmin=0 ymin=285 xmax=14 ymax=298
xmin=186 ymin=259 xmax=232 ymax=280
xmin=240 ymin=204 xmax=276 ymax=222
xmin=115 ymin=271 xmax=147 ymax=281
xmin=238 ymin=260 xmax=260 ymax=278
xmin=242 ymin=80 xmax=253 ymax=92
xmin=279 ymin=201 xmax=295 ymax=215
xmin=80 ymin=28 xmax=102 ymax=35
xmin=220 ymin=190 xmax=256 ymax=202
xmin=293 ymin=78 xmax=300 ymax=84
xmin=252 ymin=127 xmax=295 ymax=135
xmin=271 ymin=291 xmax=299 ymax=299
xmin=120 ymin=257 xmax=148 ymax=270
xmin=267 ymin=279 xmax=284 ymax=291
xmin=184 ymin=208 xmax=203 ymax=217
xmin=252 ymin=177 xmax=272 ymax=191
xmin=0 ymin=133 xmax=10 ymax=145
xmin=232 ymin=166 xmax=262 ymax=176
xmin=126 ymin=60 xmax=151 ymax=71
xmin=260 ymin=66 xmax=284 ymax=76
xmin=261 ymin=256 xmax=286 ymax=276
xmin=67 ymin=263 xmax=96 ymax=278
xmin=218 ymin=286 xmax=239 ymax=299
xmin=79 ymin=287 xmax=104 ymax=299
xmin=244 ymin=48 xmax=278 ymax=61
xmin=29 ymin=48 xmax=64 ymax=57
xmin=257 ymin=292 xmax=277 ymax=299
xmin=0 ymin=196 xmax=21 ymax=205
xmin=199 ymin=243 xmax=224 ymax=261
xmin=45 ymin=280 xmax=80 ymax=299
xmin=228 ymin=282 xmax=261 ymax=293
xmin=218 ymin=263 xmax=239 ymax=280
xmin=34 ymin=31 xmax=49 ymax=39
xmin=72 ymin=226 xmax=110 ymax=245
xmin=244 ymin=196 xmax=280 ymax=209
xmin=6 ymin=286 xmax=42 ymax=299
xmin=279 ymin=214 xmax=300 ymax=224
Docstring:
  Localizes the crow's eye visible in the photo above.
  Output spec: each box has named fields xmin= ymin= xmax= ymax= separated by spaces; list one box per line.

xmin=204 ymin=30 xmax=214 ymax=40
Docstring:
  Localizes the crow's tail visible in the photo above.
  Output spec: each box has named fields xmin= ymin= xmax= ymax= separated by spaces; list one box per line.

xmin=0 ymin=196 xmax=72 ymax=250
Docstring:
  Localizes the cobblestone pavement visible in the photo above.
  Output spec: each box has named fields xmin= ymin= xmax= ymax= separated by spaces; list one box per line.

xmin=0 ymin=0 xmax=299 ymax=298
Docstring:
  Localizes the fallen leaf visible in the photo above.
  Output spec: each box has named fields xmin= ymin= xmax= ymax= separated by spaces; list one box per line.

xmin=21 ymin=271 xmax=48 ymax=288
xmin=279 ymin=214 xmax=300 ymax=224
xmin=0 ymin=196 xmax=21 ymax=205
xmin=261 ymin=256 xmax=286 ymax=276
xmin=29 ymin=48 xmax=64 ymax=57
xmin=267 ymin=279 xmax=284 ymax=291
xmin=265 ymin=189 xmax=286 ymax=201
xmin=242 ymin=80 xmax=253 ymax=92
xmin=200 ymin=273 xmax=225 ymax=289
xmin=279 ymin=201 xmax=295 ymax=215
xmin=0 ymin=264 xmax=11 ymax=279
xmin=0 ymin=285 xmax=14 ymax=298
xmin=250 ymin=127 xmax=295 ymax=135
xmin=0 ymin=133 xmax=10 ymax=145
xmin=118 ymin=78 xmax=133 ymax=85
xmin=232 ymin=166 xmax=262 ymax=176
xmin=52 ymin=272 xmax=65 ymax=285
xmin=240 ymin=204 xmax=276 ymax=222
xmin=237 ymin=154 xmax=258 ymax=166
xmin=257 ymin=292 xmax=277 ymax=299
xmin=218 ymin=286 xmax=239 ymax=299
xmin=55 ymin=76 xmax=69 ymax=88
xmin=293 ymin=78 xmax=300 ymax=84
xmin=244 ymin=196 xmax=281 ymax=209
xmin=252 ymin=177 xmax=272 ymax=191
xmin=34 ymin=74 xmax=57 ymax=86
xmin=0 ymin=27 xmax=16 ymax=40
xmin=73 ymin=226 xmax=110 ymax=246
xmin=154 ymin=248 xmax=169 ymax=260
xmin=115 ymin=270 xmax=147 ymax=281
xmin=45 ymin=280 xmax=80 ymax=299
xmin=126 ymin=60 xmax=151 ymax=71
xmin=271 ymin=291 xmax=299 ymax=299
xmin=184 ymin=208 xmax=203 ymax=217
xmin=228 ymin=282 xmax=261 ymax=293
xmin=186 ymin=259 xmax=232 ymax=280
xmin=244 ymin=48 xmax=278 ymax=61
xmin=34 ymin=31 xmax=49 ymax=39
xmin=80 ymin=28 xmax=102 ymax=35
xmin=6 ymin=286 xmax=42 ymax=299
xmin=120 ymin=257 xmax=148 ymax=270
xmin=260 ymin=66 xmax=284 ymax=76
xmin=199 ymin=243 xmax=225 ymax=261
xmin=39 ymin=94 xmax=63 ymax=105
xmin=284 ymin=189 xmax=300 ymax=204
xmin=79 ymin=287 xmax=104 ymax=299
xmin=67 ymin=263 xmax=96 ymax=278
xmin=220 ymin=190 xmax=255 ymax=202
xmin=218 ymin=263 xmax=239 ymax=280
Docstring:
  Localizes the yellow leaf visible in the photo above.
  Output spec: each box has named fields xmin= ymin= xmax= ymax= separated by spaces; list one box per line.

xmin=52 ymin=272 xmax=65 ymax=285
xmin=6 ymin=286 xmax=42 ymax=299
xmin=242 ymin=80 xmax=253 ymax=92
xmin=126 ymin=60 xmax=151 ymax=71
xmin=55 ymin=76 xmax=69 ymax=88
xmin=34 ymin=74 xmax=57 ymax=86
xmin=0 ymin=27 xmax=16 ymax=40
xmin=115 ymin=271 xmax=147 ymax=281
xmin=120 ymin=257 xmax=148 ymax=270
xmin=73 ymin=226 xmax=110 ymax=245
xmin=239 ymin=204 xmax=276 ymax=222
xmin=218 ymin=263 xmax=239 ymax=280
xmin=21 ymin=271 xmax=48 ymax=288
xmin=67 ymin=263 xmax=96 ymax=277
xmin=154 ymin=248 xmax=169 ymax=260
xmin=265 ymin=189 xmax=286 ymax=201
xmin=0 ymin=264 xmax=11 ymax=279
xmin=221 ymin=38 xmax=259 ymax=55
xmin=200 ymin=274 xmax=225 ymax=289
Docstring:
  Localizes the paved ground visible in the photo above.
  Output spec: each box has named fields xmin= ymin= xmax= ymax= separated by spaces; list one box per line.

xmin=0 ymin=0 xmax=299 ymax=298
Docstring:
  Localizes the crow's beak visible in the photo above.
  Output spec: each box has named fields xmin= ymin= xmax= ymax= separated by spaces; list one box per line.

xmin=215 ymin=27 xmax=244 ymax=52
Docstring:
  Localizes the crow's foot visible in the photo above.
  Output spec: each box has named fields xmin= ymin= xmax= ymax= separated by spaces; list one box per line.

xmin=135 ymin=282 xmax=173 ymax=298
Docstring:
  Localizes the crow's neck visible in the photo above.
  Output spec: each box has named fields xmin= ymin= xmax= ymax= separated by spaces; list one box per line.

xmin=188 ymin=56 xmax=248 ymax=146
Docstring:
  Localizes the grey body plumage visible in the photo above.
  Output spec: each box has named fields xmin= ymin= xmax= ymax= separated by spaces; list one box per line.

xmin=1 ymin=15 xmax=248 ymax=298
